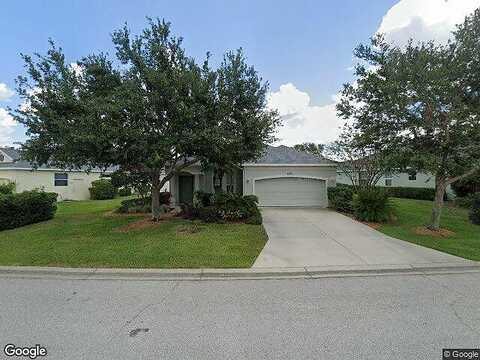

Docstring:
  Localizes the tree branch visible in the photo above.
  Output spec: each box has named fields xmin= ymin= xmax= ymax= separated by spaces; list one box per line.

xmin=447 ymin=167 xmax=480 ymax=185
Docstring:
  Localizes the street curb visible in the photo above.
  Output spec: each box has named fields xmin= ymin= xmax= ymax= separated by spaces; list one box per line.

xmin=0 ymin=262 xmax=479 ymax=281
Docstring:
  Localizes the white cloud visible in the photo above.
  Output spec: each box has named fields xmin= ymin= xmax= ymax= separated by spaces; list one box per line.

xmin=0 ymin=108 xmax=17 ymax=146
xmin=378 ymin=0 xmax=480 ymax=45
xmin=0 ymin=83 xmax=14 ymax=101
xmin=267 ymin=83 xmax=344 ymax=146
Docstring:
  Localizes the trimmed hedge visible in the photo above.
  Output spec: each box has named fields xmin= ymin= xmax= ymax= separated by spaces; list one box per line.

xmin=333 ymin=184 xmax=442 ymax=201
xmin=0 ymin=190 xmax=57 ymax=231
xmin=381 ymin=186 xmax=441 ymax=201
xmin=89 ymin=179 xmax=117 ymax=200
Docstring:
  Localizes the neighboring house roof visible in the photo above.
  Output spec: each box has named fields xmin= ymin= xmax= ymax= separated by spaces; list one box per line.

xmin=245 ymin=145 xmax=336 ymax=166
xmin=0 ymin=147 xmax=116 ymax=173
xmin=0 ymin=147 xmax=20 ymax=162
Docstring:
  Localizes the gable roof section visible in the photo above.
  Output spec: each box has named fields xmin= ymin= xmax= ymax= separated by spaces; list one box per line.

xmin=245 ymin=145 xmax=335 ymax=166
xmin=0 ymin=147 xmax=20 ymax=162
xmin=0 ymin=147 xmax=116 ymax=173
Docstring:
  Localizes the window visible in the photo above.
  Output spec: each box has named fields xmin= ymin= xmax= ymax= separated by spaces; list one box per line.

xmin=385 ymin=178 xmax=392 ymax=187
xmin=408 ymin=171 xmax=417 ymax=181
xmin=54 ymin=173 xmax=68 ymax=186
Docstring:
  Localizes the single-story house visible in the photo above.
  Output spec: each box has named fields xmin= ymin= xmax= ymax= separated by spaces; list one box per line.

xmin=336 ymin=169 xmax=455 ymax=196
xmin=170 ymin=145 xmax=338 ymax=207
xmin=0 ymin=147 xmax=114 ymax=201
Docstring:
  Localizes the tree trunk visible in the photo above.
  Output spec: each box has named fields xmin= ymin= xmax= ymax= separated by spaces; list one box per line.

xmin=428 ymin=178 xmax=447 ymax=231
xmin=151 ymin=173 xmax=161 ymax=221
xmin=214 ymin=168 xmax=224 ymax=193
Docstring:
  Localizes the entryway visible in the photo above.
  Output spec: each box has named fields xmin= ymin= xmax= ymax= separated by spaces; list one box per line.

xmin=178 ymin=174 xmax=194 ymax=204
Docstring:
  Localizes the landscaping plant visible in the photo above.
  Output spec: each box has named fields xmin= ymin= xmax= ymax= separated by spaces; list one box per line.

xmin=116 ymin=192 xmax=170 ymax=214
xmin=0 ymin=182 xmax=15 ymax=195
xmin=337 ymin=9 xmax=480 ymax=230
xmin=89 ymin=179 xmax=117 ymax=200
xmin=352 ymin=188 xmax=392 ymax=223
xmin=13 ymin=19 xmax=279 ymax=221
xmin=0 ymin=190 xmax=57 ymax=231
xmin=118 ymin=187 xmax=132 ymax=197
xmin=328 ymin=184 xmax=355 ymax=213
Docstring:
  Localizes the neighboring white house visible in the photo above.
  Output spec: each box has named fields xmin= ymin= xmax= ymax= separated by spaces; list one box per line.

xmin=336 ymin=168 xmax=455 ymax=196
xmin=0 ymin=147 xmax=114 ymax=201
xmin=169 ymin=145 xmax=337 ymax=207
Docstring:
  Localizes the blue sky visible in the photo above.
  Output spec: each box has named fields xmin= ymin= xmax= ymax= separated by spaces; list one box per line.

xmin=1 ymin=0 xmax=479 ymax=146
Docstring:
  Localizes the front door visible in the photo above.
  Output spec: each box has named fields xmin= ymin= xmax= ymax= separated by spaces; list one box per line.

xmin=179 ymin=175 xmax=194 ymax=204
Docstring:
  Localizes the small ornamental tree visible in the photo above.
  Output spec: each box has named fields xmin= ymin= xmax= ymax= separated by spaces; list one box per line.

xmin=12 ymin=18 xmax=279 ymax=220
xmin=325 ymin=125 xmax=395 ymax=191
xmin=337 ymin=9 xmax=480 ymax=230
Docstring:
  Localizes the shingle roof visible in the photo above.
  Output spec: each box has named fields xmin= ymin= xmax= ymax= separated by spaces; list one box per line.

xmin=0 ymin=147 xmax=116 ymax=172
xmin=0 ymin=147 xmax=20 ymax=161
xmin=248 ymin=145 xmax=335 ymax=165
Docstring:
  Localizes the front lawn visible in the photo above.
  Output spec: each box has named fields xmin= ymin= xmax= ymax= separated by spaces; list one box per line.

xmin=378 ymin=198 xmax=480 ymax=261
xmin=0 ymin=198 xmax=268 ymax=268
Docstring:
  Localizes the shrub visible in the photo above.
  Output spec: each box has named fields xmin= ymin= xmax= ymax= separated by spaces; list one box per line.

xmin=469 ymin=193 xmax=480 ymax=225
xmin=187 ymin=192 xmax=260 ymax=223
xmin=89 ymin=179 xmax=117 ymax=200
xmin=117 ymin=197 xmax=150 ymax=213
xmin=245 ymin=207 xmax=263 ymax=225
xmin=328 ymin=184 xmax=355 ymax=213
xmin=454 ymin=194 xmax=477 ymax=209
xmin=194 ymin=191 xmax=213 ymax=207
xmin=352 ymin=188 xmax=393 ymax=222
xmin=213 ymin=192 xmax=259 ymax=221
xmin=197 ymin=206 xmax=224 ymax=223
xmin=0 ymin=182 xmax=15 ymax=195
xmin=0 ymin=190 xmax=57 ymax=231
xmin=158 ymin=192 xmax=171 ymax=205
xmin=118 ymin=187 xmax=132 ymax=197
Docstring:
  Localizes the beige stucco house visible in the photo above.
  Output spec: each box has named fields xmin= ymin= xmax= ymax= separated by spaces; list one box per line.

xmin=0 ymin=147 xmax=113 ymax=201
xmin=170 ymin=146 xmax=337 ymax=207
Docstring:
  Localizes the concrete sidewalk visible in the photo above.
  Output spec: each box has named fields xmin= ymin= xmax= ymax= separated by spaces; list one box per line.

xmin=254 ymin=208 xmax=473 ymax=268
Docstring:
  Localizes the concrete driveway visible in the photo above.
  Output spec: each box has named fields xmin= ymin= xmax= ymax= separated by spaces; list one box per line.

xmin=253 ymin=208 xmax=472 ymax=268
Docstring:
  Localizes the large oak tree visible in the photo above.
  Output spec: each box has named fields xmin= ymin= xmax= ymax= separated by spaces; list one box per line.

xmin=337 ymin=9 xmax=480 ymax=230
xmin=13 ymin=19 xmax=279 ymax=219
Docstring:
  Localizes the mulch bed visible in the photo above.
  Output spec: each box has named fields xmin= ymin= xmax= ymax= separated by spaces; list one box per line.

xmin=413 ymin=226 xmax=455 ymax=237
xmin=112 ymin=213 xmax=177 ymax=233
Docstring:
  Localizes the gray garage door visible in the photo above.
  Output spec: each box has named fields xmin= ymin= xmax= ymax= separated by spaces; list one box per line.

xmin=254 ymin=177 xmax=327 ymax=207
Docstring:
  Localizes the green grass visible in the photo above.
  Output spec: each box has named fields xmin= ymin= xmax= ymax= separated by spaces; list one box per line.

xmin=378 ymin=198 xmax=480 ymax=261
xmin=0 ymin=198 xmax=268 ymax=268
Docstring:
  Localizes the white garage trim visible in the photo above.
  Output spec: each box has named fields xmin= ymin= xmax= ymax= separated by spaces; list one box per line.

xmin=252 ymin=175 xmax=328 ymax=207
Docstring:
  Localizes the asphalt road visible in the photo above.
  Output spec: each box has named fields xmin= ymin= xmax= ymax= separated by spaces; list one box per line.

xmin=0 ymin=272 xmax=479 ymax=360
